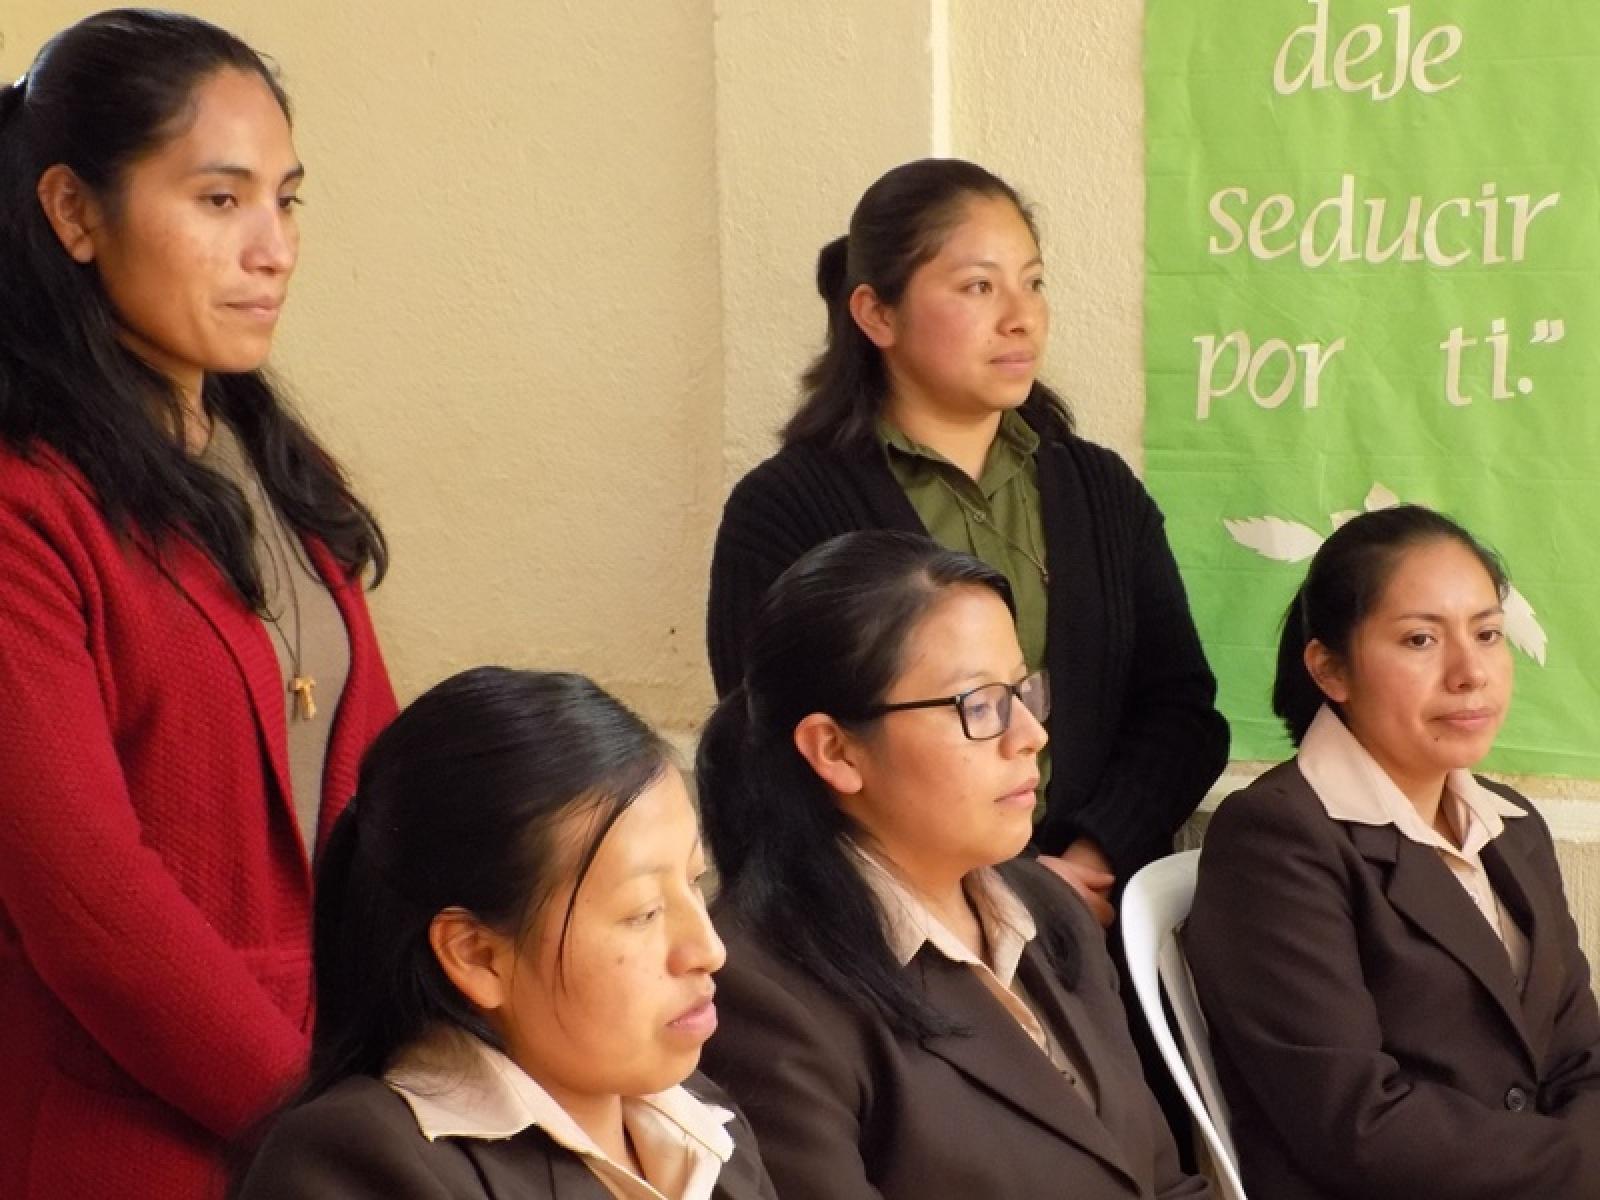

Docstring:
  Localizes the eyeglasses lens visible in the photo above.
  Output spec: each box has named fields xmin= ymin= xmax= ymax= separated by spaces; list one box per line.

xmin=1018 ymin=672 xmax=1050 ymax=722
xmin=959 ymin=683 xmax=1010 ymax=740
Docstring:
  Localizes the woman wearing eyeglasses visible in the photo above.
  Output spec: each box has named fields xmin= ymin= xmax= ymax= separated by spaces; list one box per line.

xmin=696 ymin=531 xmax=1208 ymax=1200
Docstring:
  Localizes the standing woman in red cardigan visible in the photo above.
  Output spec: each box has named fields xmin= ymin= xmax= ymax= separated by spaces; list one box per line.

xmin=0 ymin=11 xmax=396 ymax=1198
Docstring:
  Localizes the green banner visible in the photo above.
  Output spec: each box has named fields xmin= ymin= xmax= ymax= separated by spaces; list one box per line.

xmin=1144 ymin=0 xmax=1600 ymax=774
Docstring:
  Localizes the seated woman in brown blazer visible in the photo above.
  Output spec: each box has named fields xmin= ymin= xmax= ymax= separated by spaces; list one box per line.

xmin=696 ymin=530 xmax=1208 ymax=1200
xmin=1186 ymin=506 xmax=1600 ymax=1199
xmin=236 ymin=668 xmax=776 ymax=1200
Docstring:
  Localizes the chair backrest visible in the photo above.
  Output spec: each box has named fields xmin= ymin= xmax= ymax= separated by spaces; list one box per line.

xmin=1122 ymin=850 xmax=1248 ymax=1200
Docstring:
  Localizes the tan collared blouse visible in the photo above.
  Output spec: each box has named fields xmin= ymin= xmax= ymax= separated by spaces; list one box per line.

xmin=386 ymin=1029 xmax=738 ymax=1200
xmin=851 ymin=847 xmax=1100 ymax=1108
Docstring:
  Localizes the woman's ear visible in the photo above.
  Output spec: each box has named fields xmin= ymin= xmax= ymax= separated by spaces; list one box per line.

xmin=792 ymin=712 xmax=865 ymax=796
xmin=428 ymin=908 xmax=513 ymax=1012
xmin=848 ymin=283 xmax=897 ymax=350
xmin=1303 ymin=639 xmax=1350 ymax=704
xmin=36 ymin=164 xmax=103 ymax=264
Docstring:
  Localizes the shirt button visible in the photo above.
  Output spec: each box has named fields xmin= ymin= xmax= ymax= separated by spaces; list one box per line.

xmin=1504 ymin=1086 xmax=1529 ymax=1112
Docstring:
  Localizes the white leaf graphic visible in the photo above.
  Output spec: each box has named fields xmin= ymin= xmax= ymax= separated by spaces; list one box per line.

xmin=1223 ymin=517 xmax=1325 ymax=563
xmin=1364 ymin=483 xmax=1400 ymax=511
xmin=1503 ymin=585 xmax=1548 ymax=666
xmin=1223 ymin=482 xmax=1551 ymax=668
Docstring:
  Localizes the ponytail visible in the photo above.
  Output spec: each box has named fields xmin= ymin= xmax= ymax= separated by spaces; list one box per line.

xmin=302 ymin=797 xmax=494 ymax=1102
xmin=814 ymin=233 xmax=850 ymax=308
xmin=698 ymin=683 xmax=961 ymax=1040
xmin=784 ymin=234 xmax=887 ymax=451
xmin=1271 ymin=584 xmax=1324 ymax=746
xmin=693 ymin=687 xmax=758 ymax=882
xmin=0 ymin=79 xmax=24 ymax=127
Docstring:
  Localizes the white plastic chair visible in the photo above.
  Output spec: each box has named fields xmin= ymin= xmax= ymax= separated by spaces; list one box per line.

xmin=1122 ymin=850 xmax=1247 ymax=1200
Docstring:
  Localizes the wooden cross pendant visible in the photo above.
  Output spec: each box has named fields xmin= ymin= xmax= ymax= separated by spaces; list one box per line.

xmin=290 ymin=675 xmax=317 ymax=721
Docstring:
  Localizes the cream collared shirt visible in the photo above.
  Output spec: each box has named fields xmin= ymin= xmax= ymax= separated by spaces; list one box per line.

xmin=1299 ymin=705 xmax=1532 ymax=988
xmin=852 ymin=848 xmax=1099 ymax=1108
xmin=385 ymin=1029 xmax=736 ymax=1200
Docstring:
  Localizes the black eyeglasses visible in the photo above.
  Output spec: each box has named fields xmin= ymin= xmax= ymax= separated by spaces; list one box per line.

xmin=863 ymin=669 xmax=1051 ymax=742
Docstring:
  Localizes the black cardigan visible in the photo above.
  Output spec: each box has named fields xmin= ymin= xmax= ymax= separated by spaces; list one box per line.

xmin=705 ymin=422 xmax=1229 ymax=874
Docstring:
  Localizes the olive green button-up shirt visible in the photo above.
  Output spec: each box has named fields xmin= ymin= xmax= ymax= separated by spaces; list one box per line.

xmin=879 ymin=412 xmax=1052 ymax=809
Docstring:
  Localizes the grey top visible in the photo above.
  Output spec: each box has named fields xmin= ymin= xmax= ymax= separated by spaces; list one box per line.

xmin=204 ymin=421 xmax=350 ymax=860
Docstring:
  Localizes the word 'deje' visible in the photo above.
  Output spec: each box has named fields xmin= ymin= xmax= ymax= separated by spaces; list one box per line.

xmin=1274 ymin=0 xmax=1461 ymax=101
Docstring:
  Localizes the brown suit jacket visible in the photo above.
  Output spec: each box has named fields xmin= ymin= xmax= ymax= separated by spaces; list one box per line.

xmin=1185 ymin=762 xmax=1600 ymax=1200
xmin=702 ymin=863 xmax=1208 ymax=1199
xmin=233 ymin=1072 xmax=777 ymax=1199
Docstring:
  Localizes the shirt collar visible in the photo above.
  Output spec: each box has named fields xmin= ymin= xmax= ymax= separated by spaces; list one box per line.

xmin=851 ymin=845 xmax=1037 ymax=987
xmin=385 ymin=1028 xmax=735 ymax=1161
xmin=877 ymin=411 xmax=1039 ymax=472
xmin=1298 ymin=705 xmax=1525 ymax=860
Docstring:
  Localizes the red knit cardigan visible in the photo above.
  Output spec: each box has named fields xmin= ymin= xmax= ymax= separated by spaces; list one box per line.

xmin=0 ymin=444 xmax=397 ymax=1199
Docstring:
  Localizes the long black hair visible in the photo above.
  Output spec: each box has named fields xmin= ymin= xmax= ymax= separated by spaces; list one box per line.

xmin=0 ymin=10 xmax=384 ymax=609
xmin=697 ymin=530 xmax=1080 ymax=1040
xmin=300 ymin=667 xmax=671 ymax=1101
xmin=1274 ymin=505 xmax=1508 ymax=744
xmin=784 ymin=157 xmax=1074 ymax=452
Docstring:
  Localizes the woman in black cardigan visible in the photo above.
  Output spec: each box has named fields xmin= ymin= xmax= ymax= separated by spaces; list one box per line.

xmin=707 ymin=158 xmax=1227 ymax=917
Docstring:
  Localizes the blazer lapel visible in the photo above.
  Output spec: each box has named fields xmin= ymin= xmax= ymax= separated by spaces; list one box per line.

xmin=145 ymin=534 xmax=295 ymax=840
xmin=712 ymin=1144 xmax=775 ymax=1200
xmin=1483 ymin=833 xmax=1565 ymax=1062
xmin=915 ymin=951 xmax=1139 ymax=1191
xmin=1016 ymin=947 xmax=1148 ymax=1179
xmin=465 ymin=1134 xmax=612 ymax=1198
xmin=465 ymin=1128 xmax=769 ymax=1200
xmin=304 ymin=538 xmax=368 ymax=839
xmin=1349 ymin=823 xmax=1535 ymax=1064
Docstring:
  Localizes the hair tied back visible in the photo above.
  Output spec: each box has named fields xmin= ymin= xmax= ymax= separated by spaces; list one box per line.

xmin=0 ymin=75 xmax=26 ymax=123
xmin=815 ymin=234 xmax=852 ymax=307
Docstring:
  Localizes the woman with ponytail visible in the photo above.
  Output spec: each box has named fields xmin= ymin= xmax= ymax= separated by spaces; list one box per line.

xmin=237 ymin=668 xmax=775 ymax=1200
xmin=0 ymin=12 xmax=393 ymax=1196
xmin=1186 ymin=506 xmax=1600 ymax=1198
xmin=698 ymin=530 xmax=1207 ymax=1200
xmin=706 ymin=158 xmax=1226 ymax=926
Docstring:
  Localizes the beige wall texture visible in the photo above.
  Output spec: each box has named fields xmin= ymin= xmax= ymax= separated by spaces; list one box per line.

xmin=6 ymin=3 xmax=1596 ymax=940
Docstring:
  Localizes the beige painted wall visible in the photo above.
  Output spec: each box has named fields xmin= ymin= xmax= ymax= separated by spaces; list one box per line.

xmin=952 ymin=1 xmax=1148 ymax=463
xmin=714 ymin=0 xmax=939 ymax=487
